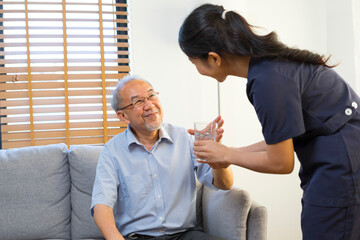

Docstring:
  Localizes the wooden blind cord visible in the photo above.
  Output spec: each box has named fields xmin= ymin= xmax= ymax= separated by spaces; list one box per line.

xmin=62 ymin=0 xmax=70 ymax=148
xmin=24 ymin=0 xmax=34 ymax=146
xmin=99 ymin=0 xmax=108 ymax=143
xmin=112 ymin=0 xmax=117 ymax=45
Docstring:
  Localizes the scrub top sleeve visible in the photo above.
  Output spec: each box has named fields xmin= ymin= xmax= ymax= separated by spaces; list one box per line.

xmin=250 ymin=73 xmax=305 ymax=144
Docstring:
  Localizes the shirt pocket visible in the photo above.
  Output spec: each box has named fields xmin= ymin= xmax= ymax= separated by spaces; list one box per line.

xmin=121 ymin=174 xmax=152 ymax=211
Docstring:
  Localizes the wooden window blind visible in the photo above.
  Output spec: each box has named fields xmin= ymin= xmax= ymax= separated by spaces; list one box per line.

xmin=0 ymin=0 xmax=129 ymax=149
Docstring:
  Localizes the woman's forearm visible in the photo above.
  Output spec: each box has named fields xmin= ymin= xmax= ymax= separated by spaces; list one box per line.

xmin=238 ymin=140 xmax=267 ymax=152
xmin=227 ymin=139 xmax=294 ymax=174
xmin=194 ymin=139 xmax=294 ymax=174
xmin=226 ymin=148 xmax=272 ymax=173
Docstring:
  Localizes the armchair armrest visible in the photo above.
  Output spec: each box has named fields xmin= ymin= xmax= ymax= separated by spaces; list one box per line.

xmin=201 ymin=186 xmax=252 ymax=240
xmin=247 ymin=201 xmax=268 ymax=240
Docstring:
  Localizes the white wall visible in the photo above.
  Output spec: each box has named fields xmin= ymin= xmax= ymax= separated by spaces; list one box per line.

xmin=129 ymin=0 xmax=219 ymax=129
xmin=129 ymin=1 xmax=358 ymax=240
xmin=353 ymin=0 xmax=360 ymax=94
xmin=327 ymin=0 xmax=356 ymax=88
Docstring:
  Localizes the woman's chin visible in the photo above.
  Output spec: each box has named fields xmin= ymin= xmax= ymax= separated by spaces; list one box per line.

xmin=217 ymin=76 xmax=227 ymax=82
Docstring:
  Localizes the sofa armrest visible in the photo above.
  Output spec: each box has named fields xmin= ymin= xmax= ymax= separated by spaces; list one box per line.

xmin=247 ymin=201 xmax=268 ymax=240
xmin=201 ymin=186 xmax=252 ymax=240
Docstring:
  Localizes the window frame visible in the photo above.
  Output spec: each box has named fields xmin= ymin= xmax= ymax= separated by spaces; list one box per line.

xmin=0 ymin=0 xmax=130 ymax=149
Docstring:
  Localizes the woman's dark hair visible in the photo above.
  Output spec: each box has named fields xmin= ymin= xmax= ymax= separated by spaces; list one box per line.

xmin=179 ymin=4 xmax=334 ymax=67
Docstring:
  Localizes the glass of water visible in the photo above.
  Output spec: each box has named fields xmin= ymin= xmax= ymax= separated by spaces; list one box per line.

xmin=194 ymin=121 xmax=217 ymax=162
xmin=194 ymin=121 xmax=217 ymax=141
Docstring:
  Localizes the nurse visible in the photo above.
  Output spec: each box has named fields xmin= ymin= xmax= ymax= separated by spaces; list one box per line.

xmin=178 ymin=3 xmax=360 ymax=240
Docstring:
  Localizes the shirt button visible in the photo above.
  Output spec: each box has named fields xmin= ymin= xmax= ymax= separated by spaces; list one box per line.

xmin=345 ymin=108 xmax=352 ymax=116
xmin=153 ymin=174 xmax=158 ymax=178
xmin=157 ymin=195 xmax=161 ymax=199
xmin=352 ymin=102 xmax=358 ymax=109
xmin=159 ymin=230 xmax=163 ymax=233
xmin=149 ymin=153 xmax=152 ymax=157
xmin=159 ymin=216 xmax=163 ymax=220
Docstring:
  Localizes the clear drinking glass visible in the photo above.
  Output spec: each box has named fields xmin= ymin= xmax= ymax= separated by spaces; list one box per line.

xmin=194 ymin=121 xmax=217 ymax=141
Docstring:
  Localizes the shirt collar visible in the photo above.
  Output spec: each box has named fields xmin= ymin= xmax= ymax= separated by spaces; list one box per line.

xmin=126 ymin=124 xmax=173 ymax=151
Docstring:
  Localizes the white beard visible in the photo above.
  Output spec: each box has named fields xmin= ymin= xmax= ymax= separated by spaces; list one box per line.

xmin=145 ymin=120 xmax=162 ymax=131
xmin=143 ymin=108 xmax=162 ymax=131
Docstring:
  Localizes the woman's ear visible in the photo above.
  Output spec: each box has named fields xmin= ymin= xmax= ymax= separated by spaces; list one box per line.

xmin=208 ymin=52 xmax=222 ymax=67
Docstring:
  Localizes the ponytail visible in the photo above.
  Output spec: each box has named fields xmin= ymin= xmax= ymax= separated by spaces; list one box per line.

xmin=179 ymin=4 xmax=335 ymax=68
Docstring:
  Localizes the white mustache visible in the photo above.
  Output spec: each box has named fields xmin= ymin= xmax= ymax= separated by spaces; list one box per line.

xmin=143 ymin=110 xmax=159 ymax=117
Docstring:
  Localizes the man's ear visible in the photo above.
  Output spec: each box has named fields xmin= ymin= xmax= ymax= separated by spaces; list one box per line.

xmin=208 ymin=52 xmax=222 ymax=67
xmin=117 ymin=110 xmax=130 ymax=124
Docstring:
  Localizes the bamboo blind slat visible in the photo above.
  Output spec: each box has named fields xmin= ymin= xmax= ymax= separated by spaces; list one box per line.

xmin=2 ymin=89 xmax=110 ymax=99
xmin=0 ymin=10 xmax=127 ymax=15
xmin=0 ymin=97 xmax=114 ymax=108
xmin=0 ymin=18 xmax=128 ymax=24
xmin=3 ymin=123 xmax=67 ymax=132
xmin=0 ymin=34 xmax=129 ymax=39
xmin=3 ymin=131 xmax=66 ymax=141
xmin=0 ymin=51 xmax=130 ymax=56
xmin=0 ymin=26 xmax=128 ymax=32
xmin=1 ymin=0 xmax=130 ymax=149
xmin=2 ymin=121 xmax=125 ymax=132
xmin=3 ymin=136 xmax=118 ymax=149
xmin=2 ymin=139 xmax=62 ymax=149
xmin=2 ymin=128 xmax=124 ymax=141
xmin=0 ymin=58 xmax=130 ymax=65
xmin=0 ymin=42 xmax=129 ymax=47
xmin=0 ymin=104 xmax=115 ymax=115
xmin=0 ymin=2 xmax=127 ymax=7
xmin=1 ymin=74 xmax=126 ymax=83
xmin=2 ymin=112 xmax=118 ymax=124
xmin=69 ymin=136 xmax=112 ymax=145
xmin=3 ymin=135 xmax=121 ymax=149
xmin=0 ymin=66 xmax=130 ymax=74
xmin=0 ymin=81 xmax=118 ymax=90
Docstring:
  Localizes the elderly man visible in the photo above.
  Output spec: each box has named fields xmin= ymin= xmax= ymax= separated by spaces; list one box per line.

xmin=91 ymin=75 xmax=233 ymax=240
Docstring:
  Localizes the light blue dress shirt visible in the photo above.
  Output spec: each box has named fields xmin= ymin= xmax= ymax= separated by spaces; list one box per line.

xmin=91 ymin=123 xmax=215 ymax=237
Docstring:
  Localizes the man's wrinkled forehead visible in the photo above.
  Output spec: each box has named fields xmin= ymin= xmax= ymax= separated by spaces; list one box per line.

xmin=121 ymin=79 xmax=153 ymax=98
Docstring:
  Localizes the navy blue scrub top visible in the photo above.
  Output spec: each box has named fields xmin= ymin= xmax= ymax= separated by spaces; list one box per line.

xmin=247 ymin=57 xmax=360 ymax=207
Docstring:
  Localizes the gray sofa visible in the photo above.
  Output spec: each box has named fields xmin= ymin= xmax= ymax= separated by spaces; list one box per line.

xmin=0 ymin=143 xmax=267 ymax=240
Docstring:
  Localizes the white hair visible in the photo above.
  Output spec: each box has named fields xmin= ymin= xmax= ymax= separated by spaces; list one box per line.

xmin=111 ymin=75 xmax=153 ymax=112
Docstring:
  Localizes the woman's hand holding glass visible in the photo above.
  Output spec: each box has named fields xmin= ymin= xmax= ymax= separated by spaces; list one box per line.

xmin=193 ymin=140 xmax=230 ymax=168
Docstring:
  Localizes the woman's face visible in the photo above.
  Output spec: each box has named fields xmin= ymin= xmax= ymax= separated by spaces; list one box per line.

xmin=189 ymin=57 xmax=227 ymax=82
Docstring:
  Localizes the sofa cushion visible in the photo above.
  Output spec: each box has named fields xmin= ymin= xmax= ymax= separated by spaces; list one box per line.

xmin=68 ymin=145 xmax=104 ymax=239
xmin=0 ymin=143 xmax=71 ymax=240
